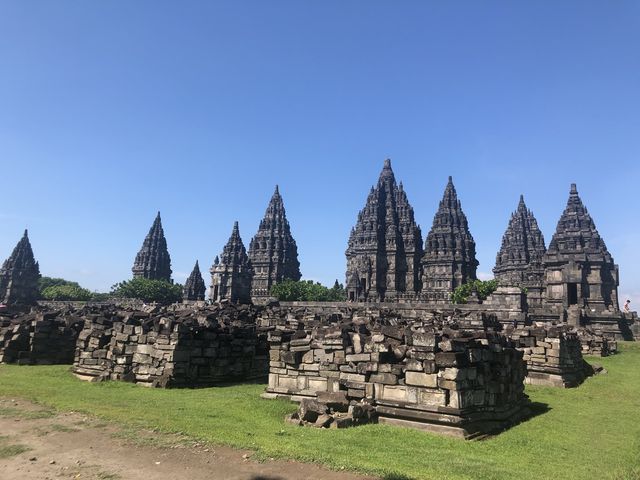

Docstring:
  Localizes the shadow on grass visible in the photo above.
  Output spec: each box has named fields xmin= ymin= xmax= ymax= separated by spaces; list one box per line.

xmin=248 ymin=473 xmax=416 ymax=480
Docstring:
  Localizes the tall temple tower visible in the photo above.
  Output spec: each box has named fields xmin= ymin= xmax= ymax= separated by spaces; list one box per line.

xmin=248 ymin=187 xmax=301 ymax=300
xmin=345 ymin=159 xmax=423 ymax=302
xmin=210 ymin=221 xmax=253 ymax=303
xmin=0 ymin=230 xmax=41 ymax=305
xmin=420 ymin=177 xmax=478 ymax=303
xmin=183 ymin=261 xmax=206 ymax=301
xmin=543 ymin=184 xmax=619 ymax=313
xmin=132 ymin=212 xmax=172 ymax=282
xmin=493 ymin=195 xmax=547 ymax=306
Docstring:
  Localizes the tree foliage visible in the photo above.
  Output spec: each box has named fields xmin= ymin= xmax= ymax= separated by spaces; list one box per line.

xmin=451 ymin=279 xmax=498 ymax=304
xmin=41 ymin=284 xmax=93 ymax=301
xmin=38 ymin=276 xmax=107 ymax=301
xmin=270 ymin=279 xmax=346 ymax=302
xmin=111 ymin=278 xmax=183 ymax=304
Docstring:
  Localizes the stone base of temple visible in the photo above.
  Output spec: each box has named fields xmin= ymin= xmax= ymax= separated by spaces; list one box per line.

xmin=375 ymin=402 xmax=531 ymax=440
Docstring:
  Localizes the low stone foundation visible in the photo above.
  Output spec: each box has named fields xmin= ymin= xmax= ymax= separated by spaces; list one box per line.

xmin=506 ymin=325 xmax=586 ymax=387
xmin=73 ymin=305 xmax=269 ymax=387
xmin=0 ymin=308 xmax=84 ymax=365
xmin=263 ymin=318 xmax=529 ymax=439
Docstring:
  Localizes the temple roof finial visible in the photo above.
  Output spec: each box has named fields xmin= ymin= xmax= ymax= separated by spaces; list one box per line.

xmin=570 ymin=183 xmax=577 ymax=194
xmin=384 ymin=158 xmax=391 ymax=168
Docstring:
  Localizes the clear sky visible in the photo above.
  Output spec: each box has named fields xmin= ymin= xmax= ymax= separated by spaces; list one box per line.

xmin=1 ymin=2 xmax=638 ymax=306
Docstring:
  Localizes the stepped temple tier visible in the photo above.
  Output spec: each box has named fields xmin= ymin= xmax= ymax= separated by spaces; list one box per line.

xmin=419 ymin=176 xmax=478 ymax=303
xmin=0 ymin=230 xmax=41 ymax=305
xmin=132 ymin=212 xmax=172 ymax=282
xmin=210 ymin=221 xmax=253 ymax=304
xmin=493 ymin=195 xmax=546 ymax=307
xmin=183 ymin=261 xmax=206 ymax=301
xmin=345 ymin=159 xmax=423 ymax=302
xmin=248 ymin=186 xmax=301 ymax=301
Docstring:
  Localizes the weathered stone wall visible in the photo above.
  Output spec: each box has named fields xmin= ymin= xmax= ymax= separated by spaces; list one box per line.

xmin=576 ymin=328 xmax=617 ymax=357
xmin=0 ymin=309 xmax=84 ymax=365
xmin=505 ymin=324 xmax=586 ymax=387
xmin=263 ymin=317 xmax=529 ymax=438
xmin=73 ymin=304 xmax=269 ymax=387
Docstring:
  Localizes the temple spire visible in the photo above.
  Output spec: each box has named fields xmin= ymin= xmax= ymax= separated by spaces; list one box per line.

xmin=132 ymin=212 xmax=172 ymax=281
xmin=421 ymin=177 xmax=478 ymax=303
xmin=493 ymin=196 xmax=546 ymax=303
xmin=249 ymin=187 xmax=301 ymax=300
xmin=346 ymin=159 xmax=422 ymax=302
xmin=0 ymin=230 xmax=41 ymax=304
xmin=211 ymin=221 xmax=252 ymax=303
xmin=183 ymin=260 xmax=206 ymax=301
xmin=543 ymin=184 xmax=619 ymax=312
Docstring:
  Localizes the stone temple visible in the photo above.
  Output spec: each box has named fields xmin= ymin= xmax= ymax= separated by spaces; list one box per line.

xmin=493 ymin=195 xmax=546 ymax=307
xmin=248 ymin=186 xmax=301 ymax=300
xmin=420 ymin=176 xmax=478 ymax=303
xmin=132 ymin=212 xmax=172 ymax=282
xmin=183 ymin=261 xmax=206 ymax=301
xmin=210 ymin=221 xmax=253 ymax=304
xmin=542 ymin=184 xmax=619 ymax=318
xmin=0 ymin=230 xmax=41 ymax=305
xmin=345 ymin=159 xmax=423 ymax=301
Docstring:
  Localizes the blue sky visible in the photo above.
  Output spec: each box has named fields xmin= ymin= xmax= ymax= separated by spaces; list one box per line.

xmin=1 ymin=2 xmax=638 ymax=306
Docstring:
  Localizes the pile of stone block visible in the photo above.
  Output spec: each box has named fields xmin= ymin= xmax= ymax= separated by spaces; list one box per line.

xmin=288 ymin=391 xmax=376 ymax=428
xmin=73 ymin=304 xmax=269 ymax=387
xmin=576 ymin=328 xmax=617 ymax=357
xmin=264 ymin=318 xmax=529 ymax=438
xmin=506 ymin=324 xmax=586 ymax=387
xmin=0 ymin=308 xmax=84 ymax=365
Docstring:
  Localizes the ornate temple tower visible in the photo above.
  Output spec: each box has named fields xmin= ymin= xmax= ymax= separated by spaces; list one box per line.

xmin=183 ymin=261 xmax=206 ymax=301
xmin=248 ymin=187 xmax=301 ymax=300
xmin=345 ymin=159 xmax=423 ymax=302
xmin=493 ymin=195 xmax=547 ymax=306
xmin=420 ymin=177 xmax=478 ymax=303
xmin=543 ymin=184 xmax=619 ymax=314
xmin=132 ymin=212 xmax=172 ymax=282
xmin=210 ymin=222 xmax=253 ymax=303
xmin=0 ymin=230 xmax=41 ymax=305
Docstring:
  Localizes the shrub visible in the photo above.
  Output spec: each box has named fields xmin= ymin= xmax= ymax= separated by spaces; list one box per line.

xmin=270 ymin=279 xmax=346 ymax=302
xmin=451 ymin=279 xmax=498 ymax=304
xmin=41 ymin=284 xmax=93 ymax=301
xmin=111 ymin=278 xmax=183 ymax=304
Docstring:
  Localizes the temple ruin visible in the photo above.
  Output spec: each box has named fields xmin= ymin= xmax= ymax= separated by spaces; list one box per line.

xmin=1 ymin=160 xmax=638 ymax=438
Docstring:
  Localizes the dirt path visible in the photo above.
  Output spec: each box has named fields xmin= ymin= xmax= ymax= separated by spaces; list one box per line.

xmin=0 ymin=399 xmax=375 ymax=480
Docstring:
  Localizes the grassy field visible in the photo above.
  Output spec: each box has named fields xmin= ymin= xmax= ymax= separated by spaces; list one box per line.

xmin=1 ymin=344 xmax=640 ymax=480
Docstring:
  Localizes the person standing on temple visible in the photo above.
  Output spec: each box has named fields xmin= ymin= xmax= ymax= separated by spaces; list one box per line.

xmin=624 ymin=299 xmax=631 ymax=313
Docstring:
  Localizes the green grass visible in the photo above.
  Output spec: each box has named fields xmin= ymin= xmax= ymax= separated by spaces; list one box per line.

xmin=0 ymin=435 xmax=31 ymax=459
xmin=1 ymin=344 xmax=640 ymax=480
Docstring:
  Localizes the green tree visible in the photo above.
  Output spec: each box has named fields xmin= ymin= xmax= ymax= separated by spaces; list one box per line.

xmin=451 ymin=279 xmax=498 ymax=304
xmin=111 ymin=278 xmax=183 ymax=304
xmin=39 ymin=276 xmax=81 ymax=292
xmin=270 ymin=279 xmax=346 ymax=302
xmin=41 ymin=284 xmax=93 ymax=301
